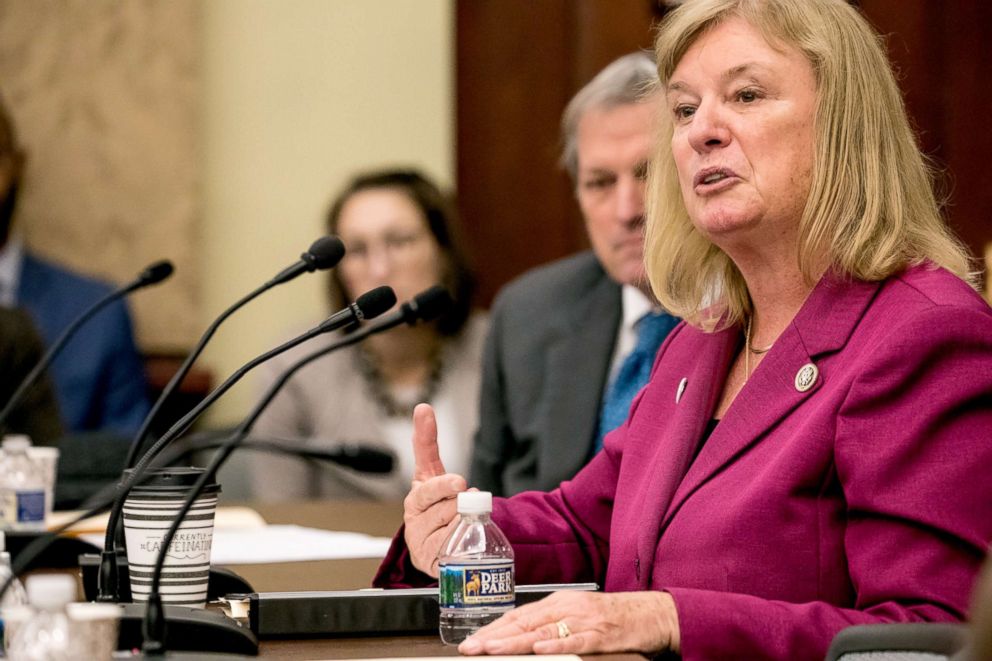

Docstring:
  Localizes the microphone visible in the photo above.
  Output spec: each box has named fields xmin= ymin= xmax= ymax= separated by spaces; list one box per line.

xmin=317 ymin=285 xmax=396 ymax=332
xmin=138 ymin=286 xmax=450 ymax=653
xmin=96 ymin=286 xmax=396 ymax=603
xmin=266 ymin=235 xmax=347 ymax=287
xmin=0 ymin=260 xmax=175 ymax=435
xmin=132 ymin=260 xmax=175 ymax=289
xmin=123 ymin=236 xmax=346 ymax=470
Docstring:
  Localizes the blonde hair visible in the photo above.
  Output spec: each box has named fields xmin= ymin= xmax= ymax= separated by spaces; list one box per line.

xmin=645 ymin=0 xmax=975 ymax=329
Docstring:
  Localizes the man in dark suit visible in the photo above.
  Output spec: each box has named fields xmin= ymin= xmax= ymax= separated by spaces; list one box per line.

xmin=0 ymin=94 xmax=150 ymax=436
xmin=471 ymin=53 xmax=680 ymax=495
xmin=0 ymin=307 xmax=63 ymax=446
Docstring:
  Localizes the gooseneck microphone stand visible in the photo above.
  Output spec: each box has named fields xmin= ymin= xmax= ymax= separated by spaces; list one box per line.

xmin=96 ymin=237 xmax=345 ymax=606
xmin=96 ymin=285 xmax=394 ymax=604
xmin=140 ymin=286 xmax=452 ymax=653
xmin=124 ymin=236 xmax=345 ymax=469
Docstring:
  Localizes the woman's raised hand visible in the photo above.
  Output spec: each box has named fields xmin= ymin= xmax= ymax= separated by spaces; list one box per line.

xmin=404 ymin=403 xmax=468 ymax=577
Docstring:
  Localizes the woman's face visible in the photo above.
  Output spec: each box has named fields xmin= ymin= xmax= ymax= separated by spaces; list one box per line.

xmin=336 ymin=188 xmax=443 ymax=308
xmin=667 ymin=17 xmax=818 ymax=253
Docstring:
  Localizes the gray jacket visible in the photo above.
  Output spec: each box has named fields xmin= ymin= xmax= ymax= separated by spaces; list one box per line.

xmin=470 ymin=251 xmax=621 ymax=495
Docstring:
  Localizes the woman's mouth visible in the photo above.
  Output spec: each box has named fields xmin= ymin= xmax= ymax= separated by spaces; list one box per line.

xmin=693 ymin=167 xmax=740 ymax=194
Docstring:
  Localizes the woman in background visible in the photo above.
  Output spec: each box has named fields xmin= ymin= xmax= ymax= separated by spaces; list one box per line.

xmin=250 ymin=169 xmax=487 ymax=500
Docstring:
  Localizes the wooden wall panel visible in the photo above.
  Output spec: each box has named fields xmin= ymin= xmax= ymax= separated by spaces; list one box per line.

xmin=456 ymin=0 xmax=662 ymax=305
xmin=933 ymin=3 xmax=992 ymax=269
xmin=860 ymin=0 xmax=992 ymax=274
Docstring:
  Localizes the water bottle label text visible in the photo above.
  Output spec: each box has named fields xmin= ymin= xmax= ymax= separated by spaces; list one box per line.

xmin=439 ymin=563 xmax=515 ymax=608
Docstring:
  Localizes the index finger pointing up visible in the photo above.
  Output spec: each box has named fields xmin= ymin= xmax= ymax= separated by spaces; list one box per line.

xmin=412 ymin=403 xmax=447 ymax=481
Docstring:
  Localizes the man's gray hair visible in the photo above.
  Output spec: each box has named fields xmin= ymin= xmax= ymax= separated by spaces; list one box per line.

xmin=559 ymin=51 xmax=659 ymax=181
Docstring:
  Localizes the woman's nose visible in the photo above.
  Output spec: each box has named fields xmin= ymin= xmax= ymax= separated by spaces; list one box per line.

xmin=687 ymin=101 xmax=731 ymax=153
xmin=366 ymin=245 xmax=393 ymax=279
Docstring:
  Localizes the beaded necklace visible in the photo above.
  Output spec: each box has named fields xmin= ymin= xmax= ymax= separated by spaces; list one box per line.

xmin=353 ymin=343 xmax=445 ymax=418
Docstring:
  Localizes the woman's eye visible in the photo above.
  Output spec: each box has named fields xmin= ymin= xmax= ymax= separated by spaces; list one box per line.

xmin=674 ymin=104 xmax=695 ymax=120
xmin=737 ymin=89 xmax=760 ymax=103
xmin=387 ymin=234 xmax=416 ymax=248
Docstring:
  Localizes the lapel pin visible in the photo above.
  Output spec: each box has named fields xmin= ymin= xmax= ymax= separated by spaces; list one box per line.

xmin=676 ymin=377 xmax=688 ymax=403
xmin=794 ymin=363 xmax=818 ymax=392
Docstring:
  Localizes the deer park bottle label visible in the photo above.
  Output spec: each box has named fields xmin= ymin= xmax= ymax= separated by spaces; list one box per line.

xmin=438 ymin=561 xmax=515 ymax=608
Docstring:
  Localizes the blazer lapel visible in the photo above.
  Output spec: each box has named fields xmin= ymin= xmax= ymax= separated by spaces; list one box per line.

xmin=633 ymin=324 xmax=737 ymax=585
xmin=539 ymin=280 xmax=621 ymax=485
xmin=659 ymin=273 xmax=882 ymax=531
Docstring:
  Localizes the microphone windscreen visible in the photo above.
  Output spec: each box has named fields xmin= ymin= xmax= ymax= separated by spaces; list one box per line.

xmin=138 ymin=260 xmax=175 ymax=285
xmin=410 ymin=286 xmax=452 ymax=322
xmin=306 ymin=236 xmax=346 ymax=270
xmin=355 ymin=286 xmax=396 ymax=320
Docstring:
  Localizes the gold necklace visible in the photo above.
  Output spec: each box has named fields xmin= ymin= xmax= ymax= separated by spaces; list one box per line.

xmin=744 ymin=316 xmax=774 ymax=382
xmin=744 ymin=318 xmax=752 ymax=383
xmin=747 ymin=316 xmax=774 ymax=355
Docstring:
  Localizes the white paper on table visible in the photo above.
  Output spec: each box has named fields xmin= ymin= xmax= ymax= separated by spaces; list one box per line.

xmin=82 ymin=524 xmax=392 ymax=565
xmin=210 ymin=525 xmax=392 ymax=564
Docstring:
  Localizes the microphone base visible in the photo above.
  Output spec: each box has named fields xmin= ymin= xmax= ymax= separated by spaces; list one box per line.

xmin=117 ymin=602 xmax=258 ymax=656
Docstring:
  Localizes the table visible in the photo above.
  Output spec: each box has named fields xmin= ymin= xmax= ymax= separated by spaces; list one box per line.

xmin=220 ymin=500 xmax=644 ymax=660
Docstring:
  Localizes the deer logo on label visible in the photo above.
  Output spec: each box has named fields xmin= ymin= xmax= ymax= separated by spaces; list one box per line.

xmin=465 ymin=572 xmax=481 ymax=597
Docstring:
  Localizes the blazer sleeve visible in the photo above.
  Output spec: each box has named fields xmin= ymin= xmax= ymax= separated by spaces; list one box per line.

xmin=667 ymin=305 xmax=992 ymax=660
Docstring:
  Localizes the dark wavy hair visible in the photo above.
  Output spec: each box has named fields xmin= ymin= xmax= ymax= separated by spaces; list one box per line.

xmin=326 ymin=168 xmax=475 ymax=336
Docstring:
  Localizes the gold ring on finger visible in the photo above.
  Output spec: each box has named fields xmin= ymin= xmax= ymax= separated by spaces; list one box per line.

xmin=555 ymin=620 xmax=571 ymax=639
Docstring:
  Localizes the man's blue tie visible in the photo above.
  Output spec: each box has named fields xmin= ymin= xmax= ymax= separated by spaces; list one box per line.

xmin=594 ymin=311 xmax=679 ymax=452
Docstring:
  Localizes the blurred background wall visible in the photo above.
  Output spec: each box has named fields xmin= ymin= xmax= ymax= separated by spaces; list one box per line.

xmin=0 ymin=0 xmax=201 ymax=350
xmin=200 ymin=0 xmax=453 ymax=424
xmin=0 ymin=0 xmax=453 ymax=426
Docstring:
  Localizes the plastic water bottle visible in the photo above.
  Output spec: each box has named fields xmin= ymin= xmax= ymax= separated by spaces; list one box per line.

xmin=0 ymin=531 xmax=28 ymax=654
xmin=0 ymin=436 xmax=46 ymax=532
xmin=6 ymin=574 xmax=75 ymax=661
xmin=438 ymin=491 xmax=514 ymax=645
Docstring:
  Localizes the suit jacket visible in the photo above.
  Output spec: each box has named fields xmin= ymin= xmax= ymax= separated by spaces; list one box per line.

xmin=16 ymin=253 xmax=150 ymax=435
xmin=375 ymin=264 xmax=992 ymax=660
xmin=470 ymin=251 xmax=622 ymax=495
xmin=0 ymin=307 xmax=63 ymax=445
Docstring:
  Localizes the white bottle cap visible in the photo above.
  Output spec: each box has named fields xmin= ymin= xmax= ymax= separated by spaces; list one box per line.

xmin=2 ymin=435 xmax=31 ymax=451
xmin=26 ymin=574 xmax=76 ymax=610
xmin=457 ymin=491 xmax=493 ymax=514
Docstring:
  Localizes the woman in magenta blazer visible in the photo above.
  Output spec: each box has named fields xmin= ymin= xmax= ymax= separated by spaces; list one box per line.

xmin=374 ymin=1 xmax=992 ymax=659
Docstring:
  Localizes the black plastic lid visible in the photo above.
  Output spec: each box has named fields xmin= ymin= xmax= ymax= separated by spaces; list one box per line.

xmin=122 ymin=467 xmax=221 ymax=494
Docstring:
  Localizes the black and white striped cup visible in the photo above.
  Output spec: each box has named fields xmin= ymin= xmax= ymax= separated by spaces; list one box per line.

xmin=121 ymin=467 xmax=221 ymax=608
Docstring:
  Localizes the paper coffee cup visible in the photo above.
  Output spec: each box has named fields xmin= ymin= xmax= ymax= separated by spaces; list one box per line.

xmin=121 ymin=467 xmax=221 ymax=608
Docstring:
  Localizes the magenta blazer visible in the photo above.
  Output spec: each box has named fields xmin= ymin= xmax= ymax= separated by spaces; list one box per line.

xmin=375 ymin=264 xmax=992 ymax=660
